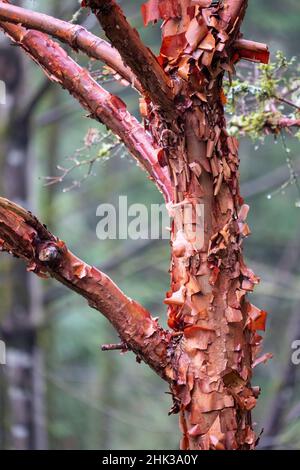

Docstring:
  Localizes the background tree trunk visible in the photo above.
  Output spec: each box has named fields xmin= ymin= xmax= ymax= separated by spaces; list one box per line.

xmin=0 ymin=41 xmax=48 ymax=450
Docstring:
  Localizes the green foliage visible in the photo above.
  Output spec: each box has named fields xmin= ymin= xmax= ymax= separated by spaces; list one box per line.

xmin=228 ymin=111 xmax=273 ymax=140
xmin=225 ymin=52 xmax=300 ymax=141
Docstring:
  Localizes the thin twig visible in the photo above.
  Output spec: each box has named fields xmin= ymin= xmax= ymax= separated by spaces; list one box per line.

xmin=274 ymin=95 xmax=300 ymax=112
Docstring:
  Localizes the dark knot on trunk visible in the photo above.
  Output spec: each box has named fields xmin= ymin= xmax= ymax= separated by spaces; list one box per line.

xmin=37 ymin=242 xmax=61 ymax=266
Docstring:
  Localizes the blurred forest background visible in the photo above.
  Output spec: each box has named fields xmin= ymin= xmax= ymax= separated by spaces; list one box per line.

xmin=0 ymin=0 xmax=300 ymax=450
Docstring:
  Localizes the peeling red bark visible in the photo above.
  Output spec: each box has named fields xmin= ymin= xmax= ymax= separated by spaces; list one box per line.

xmin=86 ymin=0 xmax=176 ymax=114
xmin=0 ymin=0 xmax=275 ymax=450
xmin=220 ymin=0 xmax=248 ymax=32
xmin=0 ymin=16 xmax=172 ymax=201
xmin=233 ymin=39 xmax=270 ymax=64
xmin=0 ymin=198 xmax=171 ymax=379
xmin=140 ymin=0 xmax=268 ymax=449
xmin=0 ymin=2 xmax=142 ymax=92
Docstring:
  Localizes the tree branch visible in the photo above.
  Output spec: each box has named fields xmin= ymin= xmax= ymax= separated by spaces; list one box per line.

xmin=233 ymin=116 xmax=300 ymax=137
xmin=0 ymin=197 xmax=171 ymax=378
xmin=234 ymin=38 xmax=270 ymax=64
xmin=0 ymin=1 xmax=142 ymax=92
xmin=275 ymin=118 xmax=300 ymax=129
xmin=85 ymin=0 xmax=175 ymax=114
xmin=0 ymin=18 xmax=172 ymax=201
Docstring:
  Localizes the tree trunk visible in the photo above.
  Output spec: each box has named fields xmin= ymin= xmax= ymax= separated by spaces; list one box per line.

xmin=0 ymin=40 xmax=48 ymax=449
xmin=140 ymin=2 xmax=264 ymax=449
xmin=163 ymin=96 xmax=260 ymax=450
xmin=0 ymin=0 xmax=273 ymax=450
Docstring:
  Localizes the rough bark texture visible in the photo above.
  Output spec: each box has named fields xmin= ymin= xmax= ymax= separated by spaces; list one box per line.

xmin=87 ymin=0 xmax=175 ymax=113
xmin=0 ymin=0 xmax=273 ymax=450
xmin=0 ymin=198 xmax=171 ymax=380
xmin=139 ymin=0 xmax=266 ymax=450
xmin=0 ymin=11 xmax=172 ymax=201
xmin=0 ymin=2 xmax=142 ymax=92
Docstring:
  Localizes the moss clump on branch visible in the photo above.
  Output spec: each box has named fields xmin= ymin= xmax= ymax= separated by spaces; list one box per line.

xmin=225 ymin=52 xmax=300 ymax=139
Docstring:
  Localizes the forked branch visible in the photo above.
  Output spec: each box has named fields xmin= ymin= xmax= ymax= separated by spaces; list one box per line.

xmin=85 ymin=0 xmax=175 ymax=114
xmin=0 ymin=2 xmax=142 ymax=92
xmin=0 ymin=17 xmax=172 ymax=201
xmin=0 ymin=197 xmax=171 ymax=378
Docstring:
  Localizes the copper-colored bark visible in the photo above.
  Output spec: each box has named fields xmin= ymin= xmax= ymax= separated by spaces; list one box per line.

xmin=0 ymin=2 xmax=142 ymax=92
xmin=0 ymin=2 xmax=268 ymax=75
xmin=140 ymin=0 xmax=267 ymax=449
xmin=86 ymin=0 xmax=175 ymax=114
xmin=234 ymin=39 xmax=270 ymax=64
xmin=0 ymin=17 xmax=172 ymax=201
xmin=0 ymin=0 xmax=276 ymax=451
xmin=220 ymin=0 xmax=248 ymax=32
xmin=0 ymin=198 xmax=171 ymax=378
